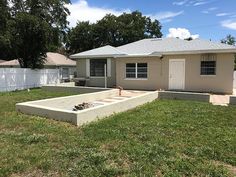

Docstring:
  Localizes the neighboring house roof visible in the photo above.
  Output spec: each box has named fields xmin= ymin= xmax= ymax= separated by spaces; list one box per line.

xmin=0 ymin=60 xmax=6 ymax=63
xmin=70 ymin=45 xmax=126 ymax=59
xmin=71 ymin=38 xmax=236 ymax=59
xmin=46 ymin=52 xmax=76 ymax=66
xmin=0 ymin=52 xmax=76 ymax=67
xmin=0 ymin=59 xmax=19 ymax=66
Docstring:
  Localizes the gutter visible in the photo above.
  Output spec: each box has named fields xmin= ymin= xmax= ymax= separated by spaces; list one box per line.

xmin=70 ymin=48 xmax=236 ymax=59
xmin=114 ymin=53 xmax=162 ymax=58
xmin=70 ymin=54 xmax=126 ymax=59
xmin=152 ymin=49 xmax=236 ymax=55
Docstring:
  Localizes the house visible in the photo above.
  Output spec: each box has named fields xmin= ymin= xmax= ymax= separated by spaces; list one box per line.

xmin=70 ymin=38 xmax=236 ymax=94
xmin=0 ymin=52 xmax=76 ymax=80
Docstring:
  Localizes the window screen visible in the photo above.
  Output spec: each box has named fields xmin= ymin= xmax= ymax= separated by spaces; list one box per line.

xmin=90 ymin=59 xmax=107 ymax=77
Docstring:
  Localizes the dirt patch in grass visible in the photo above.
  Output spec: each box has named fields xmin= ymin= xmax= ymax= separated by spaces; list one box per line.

xmin=213 ymin=160 xmax=236 ymax=177
xmin=10 ymin=169 xmax=61 ymax=177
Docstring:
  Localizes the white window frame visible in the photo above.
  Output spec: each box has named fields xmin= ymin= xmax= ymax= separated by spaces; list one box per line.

xmin=125 ymin=63 xmax=148 ymax=80
xmin=200 ymin=54 xmax=217 ymax=76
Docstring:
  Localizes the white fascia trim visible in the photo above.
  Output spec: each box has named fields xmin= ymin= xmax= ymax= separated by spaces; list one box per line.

xmin=160 ymin=49 xmax=236 ymax=55
xmin=70 ymin=54 xmax=126 ymax=59
xmin=115 ymin=54 xmax=162 ymax=58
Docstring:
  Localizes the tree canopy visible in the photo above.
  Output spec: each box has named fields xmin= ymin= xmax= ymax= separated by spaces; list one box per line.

xmin=0 ymin=2 xmax=163 ymax=68
xmin=221 ymin=35 xmax=236 ymax=46
xmin=0 ymin=0 xmax=71 ymax=69
xmin=67 ymin=11 xmax=162 ymax=54
xmin=221 ymin=34 xmax=236 ymax=70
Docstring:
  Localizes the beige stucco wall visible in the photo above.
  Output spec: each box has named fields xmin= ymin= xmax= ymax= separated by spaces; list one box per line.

xmin=116 ymin=57 xmax=167 ymax=90
xmin=76 ymin=58 xmax=116 ymax=88
xmin=116 ymin=53 xmax=234 ymax=94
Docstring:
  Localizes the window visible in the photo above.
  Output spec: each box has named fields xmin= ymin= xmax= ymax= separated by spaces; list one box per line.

xmin=126 ymin=63 xmax=136 ymax=78
xmin=126 ymin=63 xmax=148 ymax=79
xmin=90 ymin=59 xmax=107 ymax=77
xmin=200 ymin=54 xmax=216 ymax=75
xmin=62 ymin=68 xmax=69 ymax=79
xmin=137 ymin=63 xmax=148 ymax=78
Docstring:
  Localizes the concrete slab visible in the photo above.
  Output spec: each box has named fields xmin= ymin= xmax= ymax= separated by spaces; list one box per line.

xmin=210 ymin=95 xmax=230 ymax=106
xmin=16 ymin=89 xmax=158 ymax=126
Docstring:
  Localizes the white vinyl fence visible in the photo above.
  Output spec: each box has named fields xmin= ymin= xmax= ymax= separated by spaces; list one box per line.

xmin=0 ymin=68 xmax=60 ymax=92
xmin=234 ymin=71 xmax=236 ymax=89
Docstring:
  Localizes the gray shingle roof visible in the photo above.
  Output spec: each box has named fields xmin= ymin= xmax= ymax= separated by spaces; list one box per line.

xmin=70 ymin=45 xmax=126 ymax=59
xmin=117 ymin=38 xmax=236 ymax=55
xmin=71 ymin=38 xmax=236 ymax=59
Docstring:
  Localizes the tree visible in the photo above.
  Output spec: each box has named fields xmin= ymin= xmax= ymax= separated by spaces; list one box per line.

xmin=0 ymin=0 xmax=71 ymax=68
xmin=10 ymin=0 xmax=71 ymax=51
xmin=67 ymin=21 xmax=95 ymax=54
xmin=221 ymin=35 xmax=236 ymax=45
xmin=93 ymin=14 xmax=119 ymax=47
xmin=221 ymin=35 xmax=236 ymax=70
xmin=0 ymin=0 xmax=12 ymax=59
xmin=67 ymin=11 xmax=163 ymax=53
xmin=9 ymin=13 xmax=50 ymax=68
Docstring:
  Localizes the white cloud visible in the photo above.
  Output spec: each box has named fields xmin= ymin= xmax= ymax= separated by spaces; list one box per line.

xmin=216 ymin=13 xmax=231 ymax=17
xmin=151 ymin=11 xmax=184 ymax=21
xmin=66 ymin=0 xmax=131 ymax=27
xmin=193 ymin=1 xmax=209 ymax=6
xmin=173 ymin=0 xmax=188 ymax=6
xmin=173 ymin=0 xmax=212 ymax=7
xmin=221 ymin=20 xmax=236 ymax=30
xmin=167 ymin=28 xmax=199 ymax=39
xmin=161 ymin=19 xmax=173 ymax=23
xmin=66 ymin=0 xmax=184 ymax=27
xmin=202 ymin=7 xmax=218 ymax=14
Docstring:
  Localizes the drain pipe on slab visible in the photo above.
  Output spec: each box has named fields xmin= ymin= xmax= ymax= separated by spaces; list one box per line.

xmin=104 ymin=64 xmax=107 ymax=88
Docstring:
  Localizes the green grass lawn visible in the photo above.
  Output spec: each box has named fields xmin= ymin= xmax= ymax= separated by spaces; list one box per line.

xmin=0 ymin=89 xmax=235 ymax=177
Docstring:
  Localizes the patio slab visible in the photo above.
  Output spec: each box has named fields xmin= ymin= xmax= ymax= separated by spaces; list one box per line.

xmin=210 ymin=95 xmax=230 ymax=106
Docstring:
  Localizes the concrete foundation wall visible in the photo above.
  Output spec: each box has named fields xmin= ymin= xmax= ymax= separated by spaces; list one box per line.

xmin=16 ymin=90 xmax=158 ymax=126
xmin=158 ymin=91 xmax=210 ymax=102
xmin=229 ymin=96 xmax=236 ymax=105
xmin=16 ymin=104 xmax=78 ymax=125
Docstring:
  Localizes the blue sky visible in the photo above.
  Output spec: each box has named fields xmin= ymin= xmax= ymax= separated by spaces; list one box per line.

xmin=68 ymin=0 xmax=236 ymax=41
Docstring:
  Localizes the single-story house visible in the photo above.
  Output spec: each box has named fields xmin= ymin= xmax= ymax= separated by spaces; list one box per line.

xmin=70 ymin=38 xmax=236 ymax=94
xmin=0 ymin=52 xmax=76 ymax=80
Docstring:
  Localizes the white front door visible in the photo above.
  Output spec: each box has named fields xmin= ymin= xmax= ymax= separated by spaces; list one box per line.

xmin=169 ymin=59 xmax=185 ymax=90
